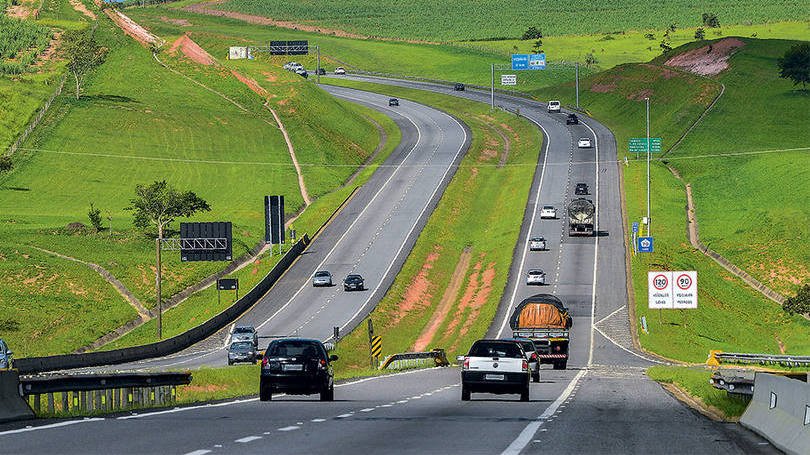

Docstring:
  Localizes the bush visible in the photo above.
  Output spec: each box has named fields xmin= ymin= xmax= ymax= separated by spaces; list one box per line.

xmin=521 ymin=26 xmax=543 ymax=40
xmin=783 ymin=284 xmax=810 ymax=315
xmin=660 ymin=40 xmax=672 ymax=54
xmin=645 ymin=33 xmax=655 ymax=41
xmin=0 ymin=155 xmax=12 ymax=173
xmin=584 ymin=53 xmax=599 ymax=66
xmin=694 ymin=27 xmax=705 ymax=40
xmin=702 ymin=12 xmax=720 ymax=28
xmin=88 ymin=203 xmax=103 ymax=232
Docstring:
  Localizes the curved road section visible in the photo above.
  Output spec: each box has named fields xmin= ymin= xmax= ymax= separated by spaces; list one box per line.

xmin=110 ymin=85 xmax=469 ymax=370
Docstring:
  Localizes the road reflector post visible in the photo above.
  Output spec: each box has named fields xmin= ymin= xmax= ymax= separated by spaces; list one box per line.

xmin=707 ymin=350 xmax=723 ymax=367
xmin=371 ymin=336 xmax=383 ymax=367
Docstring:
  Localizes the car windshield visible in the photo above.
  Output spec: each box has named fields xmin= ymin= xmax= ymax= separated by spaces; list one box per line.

xmin=529 ymin=270 xmax=543 ymax=275
xmin=315 ymin=271 xmax=330 ymax=277
xmin=347 ymin=275 xmax=361 ymax=280
xmin=581 ymin=138 xmax=589 ymax=141
xmin=267 ymin=341 xmax=324 ymax=359
xmin=543 ymin=206 xmax=554 ymax=210
xmin=469 ymin=341 xmax=523 ymax=358
xmin=230 ymin=342 xmax=253 ymax=352
xmin=233 ymin=327 xmax=253 ymax=334
xmin=531 ymin=237 xmax=543 ymax=242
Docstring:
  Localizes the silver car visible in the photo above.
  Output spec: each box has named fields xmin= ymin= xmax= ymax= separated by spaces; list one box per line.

xmin=0 ymin=339 xmax=11 ymax=369
xmin=526 ymin=269 xmax=546 ymax=285
xmin=312 ymin=270 xmax=333 ymax=287
xmin=540 ymin=206 xmax=557 ymax=219
xmin=529 ymin=237 xmax=546 ymax=251
xmin=231 ymin=326 xmax=258 ymax=347
xmin=228 ymin=341 xmax=257 ymax=365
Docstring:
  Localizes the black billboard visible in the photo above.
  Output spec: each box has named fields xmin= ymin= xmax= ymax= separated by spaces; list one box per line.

xmin=265 ymin=195 xmax=285 ymax=244
xmin=180 ymin=222 xmax=232 ymax=262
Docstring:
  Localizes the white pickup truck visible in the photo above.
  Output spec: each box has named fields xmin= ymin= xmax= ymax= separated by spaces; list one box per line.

xmin=460 ymin=339 xmax=530 ymax=401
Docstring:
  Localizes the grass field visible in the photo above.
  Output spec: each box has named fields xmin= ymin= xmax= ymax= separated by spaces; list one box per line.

xmin=321 ymin=78 xmax=542 ymax=374
xmin=217 ymin=0 xmax=810 ymax=41
xmin=646 ymin=366 xmax=750 ymax=419
xmin=528 ymin=39 xmax=810 ymax=362
xmin=0 ymin=7 xmax=384 ymax=356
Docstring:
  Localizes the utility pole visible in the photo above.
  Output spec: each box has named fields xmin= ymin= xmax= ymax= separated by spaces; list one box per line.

xmin=155 ymin=238 xmax=162 ymax=339
xmin=316 ymin=45 xmax=321 ymax=84
xmin=490 ymin=63 xmax=495 ymax=110
xmin=645 ymin=96 xmax=651 ymax=237
xmin=576 ymin=62 xmax=579 ymax=109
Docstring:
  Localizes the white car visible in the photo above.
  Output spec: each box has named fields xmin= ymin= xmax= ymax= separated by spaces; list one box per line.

xmin=526 ymin=269 xmax=546 ymax=285
xmin=540 ymin=205 xmax=557 ymax=219
xmin=461 ymin=339 xmax=530 ymax=401
xmin=529 ymin=237 xmax=546 ymax=251
xmin=312 ymin=270 xmax=333 ymax=287
xmin=334 ymin=67 xmax=346 ymax=75
xmin=547 ymin=100 xmax=561 ymax=113
xmin=578 ymin=137 xmax=592 ymax=148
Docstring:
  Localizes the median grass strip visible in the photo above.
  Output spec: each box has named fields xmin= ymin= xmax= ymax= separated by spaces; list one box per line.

xmin=322 ymin=78 xmax=542 ymax=375
xmin=646 ymin=365 xmax=749 ymax=420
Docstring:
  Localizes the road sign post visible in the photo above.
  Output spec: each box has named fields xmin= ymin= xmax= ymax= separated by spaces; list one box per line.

xmin=367 ymin=319 xmax=375 ymax=368
xmin=648 ymin=271 xmax=698 ymax=310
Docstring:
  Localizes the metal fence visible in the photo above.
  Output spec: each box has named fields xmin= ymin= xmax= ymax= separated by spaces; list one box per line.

xmin=5 ymin=73 xmax=67 ymax=156
xmin=379 ymin=349 xmax=450 ymax=370
xmin=713 ymin=352 xmax=810 ymax=368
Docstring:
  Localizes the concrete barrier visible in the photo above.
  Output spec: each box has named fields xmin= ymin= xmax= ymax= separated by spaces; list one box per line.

xmin=741 ymin=372 xmax=810 ymax=454
xmin=0 ymin=370 xmax=34 ymax=423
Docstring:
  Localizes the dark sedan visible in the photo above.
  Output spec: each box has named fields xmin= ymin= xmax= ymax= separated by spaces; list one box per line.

xmin=260 ymin=338 xmax=338 ymax=401
xmin=344 ymin=274 xmax=365 ymax=291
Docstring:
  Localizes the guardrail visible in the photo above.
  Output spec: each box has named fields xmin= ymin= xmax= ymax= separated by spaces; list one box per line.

xmin=708 ymin=350 xmax=810 ymax=368
xmin=13 ymin=235 xmax=310 ymax=374
xmin=379 ymin=349 xmax=450 ymax=370
xmin=709 ymin=370 xmax=755 ymax=397
xmin=20 ymin=372 xmax=191 ymax=417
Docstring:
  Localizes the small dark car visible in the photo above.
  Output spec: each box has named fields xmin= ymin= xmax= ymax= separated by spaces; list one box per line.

xmin=260 ymin=338 xmax=338 ymax=401
xmin=566 ymin=113 xmax=579 ymax=125
xmin=316 ymin=68 xmax=326 ymax=75
xmin=344 ymin=274 xmax=365 ymax=291
xmin=575 ymin=183 xmax=589 ymax=195
xmin=454 ymin=83 xmax=465 ymax=91
xmin=228 ymin=341 xmax=257 ymax=365
xmin=389 ymin=98 xmax=399 ymax=106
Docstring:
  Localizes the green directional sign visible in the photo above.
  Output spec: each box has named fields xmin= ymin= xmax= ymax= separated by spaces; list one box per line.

xmin=629 ymin=137 xmax=662 ymax=153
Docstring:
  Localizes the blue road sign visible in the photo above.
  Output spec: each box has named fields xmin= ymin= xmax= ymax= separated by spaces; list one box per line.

xmin=637 ymin=236 xmax=654 ymax=253
xmin=632 ymin=222 xmax=639 ymax=234
xmin=511 ymin=54 xmax=529 ymax=70
xmin=528 ymin=53 xmax=546 ymax=70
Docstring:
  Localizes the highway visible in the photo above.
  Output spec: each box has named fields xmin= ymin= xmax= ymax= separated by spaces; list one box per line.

xmin=0 ymin=80 xmax=776 ymax=454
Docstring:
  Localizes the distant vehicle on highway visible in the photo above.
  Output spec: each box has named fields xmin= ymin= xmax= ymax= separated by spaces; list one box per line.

xmin=334 ymin=67 xmax=346 ymax=75
xmin=510 ymin=294 xmax=572 ymax=370
xmin=528 ymin=237 xmax=546 ymax=251
xmin=295 ymin=68 xmax=308 ymax=78
xmin=547 ymin=100 xmax=561 ymax=113
xmin=228 ymin=341 xmax=257 ymax=365
xmin=454 ymin=83 xmax=465 ymax=91
xmin=578 ymin=137 xmax=592 ymax=148
xmin=0 ymin=339 xmax=12 ymax=369
xmin=283 ymin=62 xmax=300 ymax=71
xmin=343 ymin=274 xmax=365 ymax=291
xmin=540 ymin=205 xmax=557 ymax=219
xmin=460 ymin=339 xmax=530 ymax=401
xmin=566 ymin=113 xmax=579 ymax=125
xmin=312 ymin=270 xmax=333 ymax=287
xmin=526 ymin=269 xmax=546 ymax=285
xmin=231 ymin=326 xmax=258 ymax=348
xmin=575 ymin=183 xmax=589 ymax=195
xmin=389 ymin=98 xmax=399 ymax=106
xmin=316 ymin=68 xmax=326 ymax=75
xmin=568 ymin=198 xmax=595 ymax=236
xmin=260 ymin=338 xmax=338 ymax=401
xmin=508 ymin=338 xmax=541 ymax=383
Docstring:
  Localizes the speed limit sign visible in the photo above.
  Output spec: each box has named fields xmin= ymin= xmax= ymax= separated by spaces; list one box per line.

xmin=673 ymin=271 xmax=697 ymax=308
xmin=648 ymin=271 xmax=697 ymax=309
xmin=648 ymin=272 xmax=673 ymax=309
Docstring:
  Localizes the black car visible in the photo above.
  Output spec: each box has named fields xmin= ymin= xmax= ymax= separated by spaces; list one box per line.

xmin=260 ymin=338 xmax=338 ymax=401
xmin=389 ymin=98 xmax=399 ymax=106
xmin=575 ymin=183 xmax=589 ymax=195
xmin=228 ymin=341 xmax=257 ymax=365
xmin=566 ymin=113 xmax=579 ymax=125
xmin=454 ymin=83 xmax=465 ymax=91
xmin=316 ymin=68 xmax=326 ymax=75
xmin=344 ymin=274 xmax=365 ymax=291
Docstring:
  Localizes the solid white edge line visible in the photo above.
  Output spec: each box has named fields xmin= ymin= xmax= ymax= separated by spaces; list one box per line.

xmin=255 ymin=91 xmax=425 ymax=332
xmin=496 ymin=116 xmax=551 ymax=338
xmin=0 ymin=418 xmax=105 ymax=436
xmin=581 ymin=120 xmax=600 ymax=367
xmin=183 ymin=450 xmax=212 ymax=455
xmin=500 ymin=369 xmax=587 ymax=455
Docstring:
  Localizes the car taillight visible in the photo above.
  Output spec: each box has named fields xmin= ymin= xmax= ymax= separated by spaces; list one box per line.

xmin=261 ymin=357 xmax=268 ymax=367
xmin=319 ymin=358 xmax=327 ymax=370
xmin=530 ymin=353 xmax=538 ymax=361
xmin=522 ymin=360 xmax=528 ymax=371
xmin=463 ymin=357 xmax=469 ymax=370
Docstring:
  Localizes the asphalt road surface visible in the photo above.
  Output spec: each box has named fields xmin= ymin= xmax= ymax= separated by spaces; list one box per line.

xmin=1 ymin=80 xmax=775 ymax=454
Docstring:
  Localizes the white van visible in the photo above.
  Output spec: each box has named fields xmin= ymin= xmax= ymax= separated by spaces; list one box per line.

xmin=547 ymin=100 xmax=561 ymax=113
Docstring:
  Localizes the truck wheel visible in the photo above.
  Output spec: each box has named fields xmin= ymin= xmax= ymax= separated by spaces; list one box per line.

xmin=461 ymin=385 xmax=471 ymax=401
xmin=520 ymin=386 xmax=530 ymax=402
xmin=553 ymin=360 xmax=568 ymax=370
xmin=259 ymin=383 xmax=272 ymax=401
xmin=532 ymin=370 xmax=540 ymax=383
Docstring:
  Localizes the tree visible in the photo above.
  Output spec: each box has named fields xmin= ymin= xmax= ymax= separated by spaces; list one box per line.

xmin=668 ymin=23 xmax=677 ymax=33
xmin=521 ymin=26 xmax=543 ymax=40
xmin=694 ymin=27 xmax=705 ymax=40
xmin=584 ymin=52 xmax=599 ymax=67
xmin=644 ymin=33 xmax=655 ymax=41
xmin=777 ymin=43 xmax=810 ymax=90
xmin=702 ymin=12 xmax=720 ymax=28
xmin=532 ymin=39 xmax=543 ymax=53
xmin=88 ymin=203 xmax=103 ymax=232
xmin=126 ymin=180 xmax=211 ymax=239
xmin=60 ymin=30 xmax=108 ymax=100
xmin=0 ymin=155 xmax=12 ymax=173
xmin=660 ymin=39 xmax=672 ymax=54
xmin=783 ymin=284 xmax=810 ymax=315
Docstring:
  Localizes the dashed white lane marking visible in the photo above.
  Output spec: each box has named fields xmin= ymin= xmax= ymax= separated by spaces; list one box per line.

xmin=360 ymin=408 xmax=375 ymax=412
xmin=380 ymin=404 xmax=393 ymax=407
xmin=311 ymin=418 xmax=326 ymax=423
xmin=235 ymin=436 xmax=263 ymax=443
xmin=0 ymin=418 xmax=105 ymax=436
xmin=336 ymin=413 xmax=354 ymax=419
xmin=277 ymin=426 xmax=299 ymax=432
xmin=184 ymin=450 xmax=212 ymax=455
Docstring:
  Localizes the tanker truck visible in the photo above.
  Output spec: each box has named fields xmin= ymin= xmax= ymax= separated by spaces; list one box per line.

xmin=509 ymin=294 xmax=572 ymax=370
xmin=568 ymin=198 xmax=595 ymax=236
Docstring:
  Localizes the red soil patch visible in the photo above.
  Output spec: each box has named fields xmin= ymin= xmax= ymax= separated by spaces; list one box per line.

xmin=389 ymin=247 xmax=441 ymax=327
xmin=627 ymin=88 xmax=654 ymax=101
xmin=105 ymin=9 xmax=160 ymax=47
xmin=445 ymin=258 xmax=497 ymax=352
xmin=412 ymin=248 xmax=471 ymax=352
xmin=169 ymin=34 xmax=217 ymax=66
xmin=231 ymin=70 xmax=267 ymax=96
xmin=159 ymin=16 xmax=192 ymax=27
xmin=5 ymin=0 xmax=36 ymax=19
xmin=459 ymin=262 xmax=496 ymax=337
xmin=665 ymin=38 xmax=746 ymax=76
xmin=183 ymin=0 xmax=439 ymax=45
xmin=69 ymin=0 xmax=96 ymax=20
xmin=262 ymin=71 xmax=278 ymax=83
